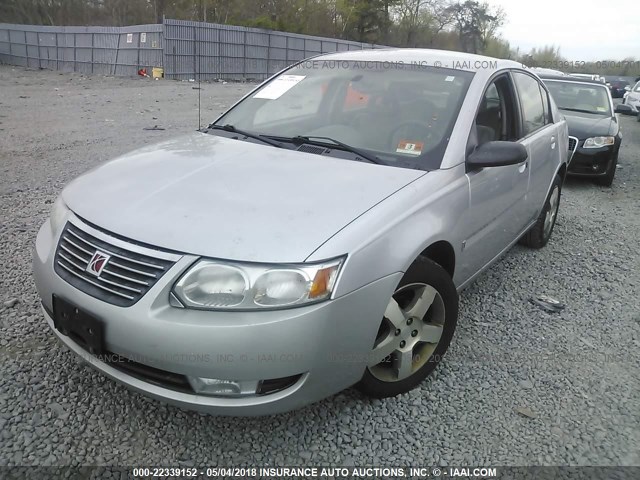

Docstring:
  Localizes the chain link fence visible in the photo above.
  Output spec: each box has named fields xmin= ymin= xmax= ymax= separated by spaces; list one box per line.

xmin=0 ymin=20 xmax=384 ymax=81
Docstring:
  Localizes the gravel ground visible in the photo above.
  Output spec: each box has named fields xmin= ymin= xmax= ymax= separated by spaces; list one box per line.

xmin=0 ymin=65 xmax=639 ymax=468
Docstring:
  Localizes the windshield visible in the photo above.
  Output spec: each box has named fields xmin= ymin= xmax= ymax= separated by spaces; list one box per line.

xmin=634 ymin=82 xmax=640 ymax=92
xmin=214 ymin=61 xmax=474 ymax=170
xmin=544 ymin=80 xmax=612 ymax=116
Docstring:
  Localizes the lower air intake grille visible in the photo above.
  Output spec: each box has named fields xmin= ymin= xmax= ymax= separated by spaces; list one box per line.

xmin=54 ymin=222 xmax=176 ymax=307
xmin=104 ymin=351 xmax=193 ymax=393
xmin=568 ymin=136 xmax=578 ymax=157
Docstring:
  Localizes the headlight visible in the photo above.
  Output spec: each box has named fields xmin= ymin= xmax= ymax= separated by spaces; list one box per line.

xmin=583 ymin=136 xmax=615 ymax=148
xmin=49 ymin=195 xmax=69 ymax=235
xmin=173 ymin=257 xmax=344 ymax=310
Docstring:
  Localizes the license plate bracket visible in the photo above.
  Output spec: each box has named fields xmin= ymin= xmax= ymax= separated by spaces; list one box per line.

xmin=53 ymin=295 xmax=104 ymax=354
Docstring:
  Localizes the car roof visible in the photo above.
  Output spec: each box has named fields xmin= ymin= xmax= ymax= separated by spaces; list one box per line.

xmin=537 ymin=74 xmax=608 ymax=86
xmin=531 ymin=67 xmax=566 ymax=76
xmin=314 ymin=48 xmax=522 ymax=73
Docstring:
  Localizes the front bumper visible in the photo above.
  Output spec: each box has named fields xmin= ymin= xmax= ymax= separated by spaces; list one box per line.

xmin=33 ymin=215 xmax=401 ymax=415
xmin=567 ymin=142 xmax=616 ymax=177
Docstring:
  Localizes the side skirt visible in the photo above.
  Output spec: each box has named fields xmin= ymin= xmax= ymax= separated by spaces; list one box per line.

xmin=456 ymin=219 xmax=537 ymax=294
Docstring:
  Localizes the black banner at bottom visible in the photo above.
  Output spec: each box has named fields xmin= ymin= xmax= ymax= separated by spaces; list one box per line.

xmin=0 ymin=466 xmax=637 ymax=480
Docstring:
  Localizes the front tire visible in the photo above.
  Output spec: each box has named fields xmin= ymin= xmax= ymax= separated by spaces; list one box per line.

xmin=520 ymin=173 xmax=562 ymax=249
xmin=356 ymin=257 xmax=458 ymax=399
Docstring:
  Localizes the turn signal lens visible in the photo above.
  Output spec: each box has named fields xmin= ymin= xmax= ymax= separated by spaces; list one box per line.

xmin=309 ymin=266 xmax=339 ymax=299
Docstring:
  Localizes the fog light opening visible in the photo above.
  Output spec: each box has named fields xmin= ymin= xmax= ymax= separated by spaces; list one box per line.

xmin=257 ymin=374 xmax=303 ymax=395
xmin=187 ymin=377 xmax=259 ymax=397
xmin=187 ymin=374 xmax=304 ymax=397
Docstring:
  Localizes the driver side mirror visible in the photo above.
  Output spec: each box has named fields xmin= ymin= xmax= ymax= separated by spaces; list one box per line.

xmin=467 ymin=141 xmax=528 ymax=169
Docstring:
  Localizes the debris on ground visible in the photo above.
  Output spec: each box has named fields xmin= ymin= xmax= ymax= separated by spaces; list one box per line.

xmin=515 ymin=406 xmax=537 ymax=419
xmin=3 ymin=298 xmax=19 ymax=308
xmin=529 ymin=295 xmax=565 ymax=313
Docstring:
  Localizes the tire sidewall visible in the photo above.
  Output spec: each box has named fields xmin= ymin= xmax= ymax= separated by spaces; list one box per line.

xmin=542 ymin=179 xmax=561 ymax=243
xmin=527 ymin=173 xmax=562 ymax=248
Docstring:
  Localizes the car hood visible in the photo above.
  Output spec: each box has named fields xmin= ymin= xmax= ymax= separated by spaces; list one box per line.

xmin=63 ymin=132 xmax=425 ymax=262
xmin=563 ymin=112 xmax=614 ymax=139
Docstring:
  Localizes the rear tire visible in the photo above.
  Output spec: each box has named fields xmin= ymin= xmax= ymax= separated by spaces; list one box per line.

xmin=520 ymin=174 xmax=562 ymax=249
xmin=356 ymin=257 xmax=458 ymax=399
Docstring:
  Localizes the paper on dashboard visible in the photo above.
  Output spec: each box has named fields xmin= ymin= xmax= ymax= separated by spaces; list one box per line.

xmin=253 ymin=75 xmax=306 ymax=100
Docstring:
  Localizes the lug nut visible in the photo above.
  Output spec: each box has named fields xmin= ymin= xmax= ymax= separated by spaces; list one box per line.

xmin=411 ymin=330 xmax=418 ymax=337
xmin=395 ymin=329 xmax=401 ymax=336
xmin=399 ymin=340 xmax=406 ymax=348
xmin=407 ymin=318 xmax=413 ymax=325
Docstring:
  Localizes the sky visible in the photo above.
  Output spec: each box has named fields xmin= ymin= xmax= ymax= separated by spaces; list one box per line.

xmin=488 ymin=0 xmax=639 ymax=61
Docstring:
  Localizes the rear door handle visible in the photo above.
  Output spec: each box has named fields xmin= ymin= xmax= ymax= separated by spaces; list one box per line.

xmin=550 ymin=136 xmax=556 ymax=150
xmin=518 ymin=161 xmax=527 ymax=173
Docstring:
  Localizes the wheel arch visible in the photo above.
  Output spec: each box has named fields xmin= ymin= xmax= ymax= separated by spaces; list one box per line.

xmin=418 ymin=240 xmax=456 ymax=278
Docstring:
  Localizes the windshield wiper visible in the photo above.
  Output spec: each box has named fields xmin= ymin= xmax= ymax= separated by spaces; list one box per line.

xmin=560 ymin=107 xmax=603 ymax=115
xmin=207 ymin=124 xmax=285 ymax=148
xmin=270 ymin=135 xmax=381 ymax=164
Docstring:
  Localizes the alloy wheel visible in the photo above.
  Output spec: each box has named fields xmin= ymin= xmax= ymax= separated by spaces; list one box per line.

xmin=368 ymin=283 xmax=446 ymax=382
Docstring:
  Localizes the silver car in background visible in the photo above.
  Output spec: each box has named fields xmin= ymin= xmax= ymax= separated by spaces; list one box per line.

xmin=33 ymin=49 xmax=569 ymax=415
xmin=622 ymin=81 xmax=640 ymax=118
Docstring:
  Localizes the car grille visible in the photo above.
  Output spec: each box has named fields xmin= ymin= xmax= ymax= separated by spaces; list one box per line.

xmin=54 ymin=222 xmax=176 ymax=307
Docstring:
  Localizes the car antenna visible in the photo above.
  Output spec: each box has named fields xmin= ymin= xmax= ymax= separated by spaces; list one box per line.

xmin=197 ymin=28 xmax=202 ymax=131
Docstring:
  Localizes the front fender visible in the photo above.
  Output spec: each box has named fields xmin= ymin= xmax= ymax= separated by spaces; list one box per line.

xmin=307 ymin=164 xmax=470 ymax=297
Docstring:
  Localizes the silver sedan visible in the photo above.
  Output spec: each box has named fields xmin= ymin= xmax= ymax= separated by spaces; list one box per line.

xmin=33 ymin=49 xmax=569 ymax=415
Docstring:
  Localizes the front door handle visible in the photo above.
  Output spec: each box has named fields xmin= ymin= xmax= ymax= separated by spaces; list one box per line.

xmin=550 ymin=136 xmax=556 ymax=150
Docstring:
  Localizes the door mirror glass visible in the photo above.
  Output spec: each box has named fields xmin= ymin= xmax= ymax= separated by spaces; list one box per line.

xmin=467 ymin=141 xmax=528 ymax=169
